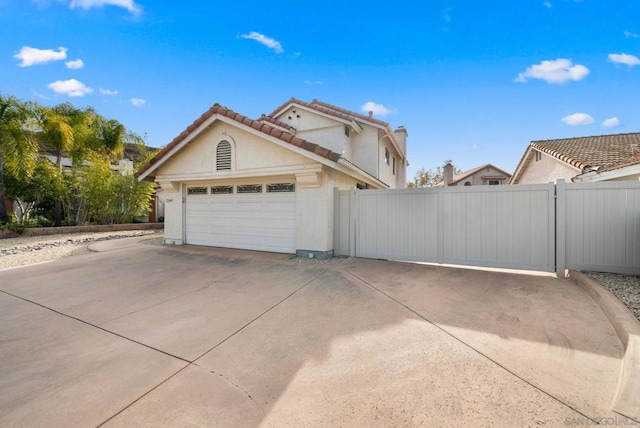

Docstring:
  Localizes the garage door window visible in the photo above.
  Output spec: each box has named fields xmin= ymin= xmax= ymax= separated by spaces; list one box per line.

xmin=216 ymin=141 xmax=232 ymax=171
xmin=267 ymin=183 xmax=295 ymax=193
xmin=237 ymin=184 xmax=262 ymax=193
xmin=211 ymin=186 xmax=233 ymax=194
xmin=187 ymin=187 xmax=208 ymax=195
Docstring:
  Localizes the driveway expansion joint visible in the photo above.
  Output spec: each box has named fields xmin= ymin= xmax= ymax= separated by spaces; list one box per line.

xmin=0 ymin=288 xmax=192 ymax=364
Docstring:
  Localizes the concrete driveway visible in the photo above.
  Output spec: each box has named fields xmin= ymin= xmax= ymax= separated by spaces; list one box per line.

xmin=0 ymin=240 xmax=632 ymax=427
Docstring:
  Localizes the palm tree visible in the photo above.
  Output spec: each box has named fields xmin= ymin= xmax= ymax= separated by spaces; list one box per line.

xmin=36 ymin=105 xmax=75 ymax=226
xmin=0 ymin=94 xmax=37 ymax=224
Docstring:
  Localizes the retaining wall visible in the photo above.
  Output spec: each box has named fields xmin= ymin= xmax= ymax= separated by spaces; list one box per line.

xmin=0 ymin=223 xmax=164 ymax=239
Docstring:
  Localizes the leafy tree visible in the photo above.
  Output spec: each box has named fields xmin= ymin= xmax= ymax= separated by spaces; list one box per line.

xmin=407 ymin=160 xmax=461 ymax=188
xmin=4 ymin=159 xmax=62 ymax=224
xmin=0 ymin=94 xmax=38 ymax=224
xmin=78 ymin=153 xmax=154 ymax=224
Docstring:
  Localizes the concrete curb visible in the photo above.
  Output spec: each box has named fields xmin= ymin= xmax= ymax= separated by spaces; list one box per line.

xmin=569 ymin=271 xmax=640 ymax=422
xmin=87 ymin=235 xmax=160 ymax=252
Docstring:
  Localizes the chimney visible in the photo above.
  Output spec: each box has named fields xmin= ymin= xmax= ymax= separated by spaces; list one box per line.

xmin=368 ymin=110 xmax=373 ymax=118
xmin=632 ymin=144 xmax=638 ymax=158
xmin=443 ymin=162 xmax=454 ymax=186
xmin=393 ymin=126 xmax=408 ymax=156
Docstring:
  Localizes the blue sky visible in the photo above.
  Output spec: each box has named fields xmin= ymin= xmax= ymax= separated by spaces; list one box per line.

xmin=2 ymin=0 xmax=639 ymax=178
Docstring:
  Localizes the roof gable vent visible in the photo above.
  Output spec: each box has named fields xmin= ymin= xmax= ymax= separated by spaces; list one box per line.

xmin=216 ymin=140 xmax=232 ymax=171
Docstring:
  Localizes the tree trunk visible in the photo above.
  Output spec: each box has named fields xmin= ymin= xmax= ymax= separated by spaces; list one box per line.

xmin=54 ymin=150 xmax=62 ymax=226
xmin=0 ymin=154 xmax=9 ymax=224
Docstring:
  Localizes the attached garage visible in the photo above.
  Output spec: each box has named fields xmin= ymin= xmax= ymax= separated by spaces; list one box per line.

xmin=185 ymin=182 xmax=296 ymax=253
xmin=135 ymin=102 xmax=392 ymax=259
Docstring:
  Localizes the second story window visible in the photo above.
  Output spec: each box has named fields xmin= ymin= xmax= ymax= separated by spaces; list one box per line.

xmin=344 ymin=126 xmax=350 ymax=137
xmin=393 ymin=157 xmax=396 ymax=175
xmin=385 ymin=148 xmax=390 ymax=165
xmin=216 ymin=140 xmax=232 ymax=171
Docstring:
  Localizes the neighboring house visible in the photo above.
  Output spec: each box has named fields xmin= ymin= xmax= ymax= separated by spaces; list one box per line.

xmin=510 ymin=132 xmax=640 ymax=184
xmin=136 ymin=98 xmax=409 ymax=257
xmin=437 ymin=163 xmax=512 ymax=187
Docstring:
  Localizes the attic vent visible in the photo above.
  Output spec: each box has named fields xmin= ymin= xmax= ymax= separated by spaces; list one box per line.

xmin=216 ymin=140 xmax=232 ymax=171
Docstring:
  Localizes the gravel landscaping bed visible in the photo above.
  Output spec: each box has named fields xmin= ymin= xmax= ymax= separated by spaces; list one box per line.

xmin=585 ymin=272 xmax=640 ymax=322
xmin=0 ymin=230 xmax=161 ymax=270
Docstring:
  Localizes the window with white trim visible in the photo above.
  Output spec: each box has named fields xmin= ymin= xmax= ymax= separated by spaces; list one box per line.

xmin=385 ymin=148 xmax=390 ymax=165
xmin=216 ymin=140 xmax=232 ymax=171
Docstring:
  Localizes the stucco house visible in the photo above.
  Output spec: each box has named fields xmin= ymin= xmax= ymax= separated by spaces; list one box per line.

xmin=136 ymin=98 xmax=408 ymax=258
xmin=436 ymin=163 xmax=511 ymax=186
xmin=510 ymin=132 xmax=640 ymax=184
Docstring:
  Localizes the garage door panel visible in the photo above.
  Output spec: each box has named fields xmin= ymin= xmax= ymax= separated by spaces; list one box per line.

xmin=186 ymin=189 xmax=296 ymax=254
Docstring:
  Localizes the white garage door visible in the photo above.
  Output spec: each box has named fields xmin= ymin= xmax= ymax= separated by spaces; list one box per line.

xmin=185 ymin=183 xmax=296 ymax=254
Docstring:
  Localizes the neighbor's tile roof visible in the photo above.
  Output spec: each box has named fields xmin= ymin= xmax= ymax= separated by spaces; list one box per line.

xmin=530 ymin=132 xmax=640 ymax=171
xmin=135 ymin=103 xmax=341 ymax=179
xmin=449 ymin=164 xmax=511 ymax=185
xmin=268 ymin=97 xmax=391 ymax=128
xmin=436 ymin=163 xmax=511 ymax=186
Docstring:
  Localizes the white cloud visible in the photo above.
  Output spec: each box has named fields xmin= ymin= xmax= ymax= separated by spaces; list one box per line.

xmin=69 ymin=0 xmax=141 ymax=14
xmin=99 ymin=87 xmax=118 ymax=95
xmin=624 ymin=30 xmax=639 ymax=39
xmin=361 ymin=101 xmax=396 ymax=116
xmin=240 ymin=32 xmax=283 ymax=54
xmin=515 ymin=58 xmax=589 ymax=84
xmin=562 ymin=113 xmax=594 ymax=126
xmin=14 ymin=46 xmax=67 ymax=67
xmin=543 ymin=1 xmax=552 ymax=8
xmin=443 ymin=8 xmax=452 ymax=22
xmin=608 ymin=53 xmax=640 ymax=67
xmin=48 ymin=78 xmax=93 ymax=97
xmin=602 ymin=117 xmax=621 ymax=128
xmin=65 ymin=59 xmax=84 ymax=69
xmin=131 ymin=98 xmax=146 ymax=107
xmin=304 ymin=80 xmax=322 ymax=85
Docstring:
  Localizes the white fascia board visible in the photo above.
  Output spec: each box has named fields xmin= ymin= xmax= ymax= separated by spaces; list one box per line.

xmin=336 ymin=159 xmax=389 ymax=189
xmin=573 ymin=163 xmax=640 ymax=182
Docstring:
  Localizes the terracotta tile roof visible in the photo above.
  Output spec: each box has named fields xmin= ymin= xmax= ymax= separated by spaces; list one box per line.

xmin=530 ymin=132 xmax=640 ymax=171
xmin=268 ymin=97 xmax=391 ymax=128
xmin=257 ymin=114 xmax=296 ymax=132
xmin=135 ymin=103 xmax=341 ymax=179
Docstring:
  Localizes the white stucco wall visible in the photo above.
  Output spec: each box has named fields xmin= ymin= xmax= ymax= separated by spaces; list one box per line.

xmin=516 ymin=151 xmax=580 ymax=184
xmin=158 ymin=121 xmax=316 ymax=177
xmin=275 ymin=108 xmax=350 ymax=158
xmin=161 ymin=186 xmax=184 ymax=245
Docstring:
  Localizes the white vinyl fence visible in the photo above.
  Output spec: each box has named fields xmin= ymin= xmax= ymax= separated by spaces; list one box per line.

xmin=335 ymin=180 xmax=640 ymax=276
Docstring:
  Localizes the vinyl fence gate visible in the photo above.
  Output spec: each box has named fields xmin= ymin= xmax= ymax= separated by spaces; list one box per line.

xmin=334 ymin=180 xmax=640 ymax=277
